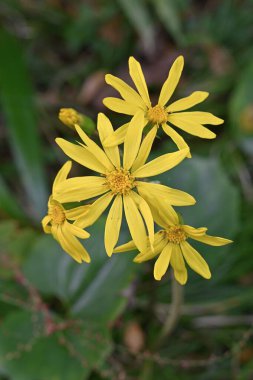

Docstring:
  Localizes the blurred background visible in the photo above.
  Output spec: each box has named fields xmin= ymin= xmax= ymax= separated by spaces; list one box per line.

xmin=0 ymin=0 xmax=253 ymax=379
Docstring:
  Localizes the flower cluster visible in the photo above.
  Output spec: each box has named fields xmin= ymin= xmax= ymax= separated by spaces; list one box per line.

xmin=42 ymin=56 xmax=232 ymax=285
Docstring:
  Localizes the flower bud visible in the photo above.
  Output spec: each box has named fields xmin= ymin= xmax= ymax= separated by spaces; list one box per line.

xmin=59 ymin=108 xmax=95 ymax=136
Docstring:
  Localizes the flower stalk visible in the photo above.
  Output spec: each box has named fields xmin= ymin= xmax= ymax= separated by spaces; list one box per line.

xmin=156 ymin=274 xmax=184 ymax=347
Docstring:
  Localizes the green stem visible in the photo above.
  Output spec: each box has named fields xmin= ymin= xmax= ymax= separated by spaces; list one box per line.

xmin=139 ymin=275 xmax=184 ymax=379
xmin=156 ymin=275 xmax=184 ymax=348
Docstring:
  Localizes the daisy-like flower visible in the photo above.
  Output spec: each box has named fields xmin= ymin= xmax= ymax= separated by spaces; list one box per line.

xmin=42 ymin=161 xmax=91 ymax=263
xmin=54 ymin=113 xmax=195 ymax=257
xmin=114 ymin=212 xmax=232 ymax=285
xmin=103 ymin=56 xmax=224 ymax=156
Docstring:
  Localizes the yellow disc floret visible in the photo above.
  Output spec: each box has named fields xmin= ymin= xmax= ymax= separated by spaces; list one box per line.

xmin=48 ymin=200 xmax=66 ymax=225
xmin=106 ymin=168 xmax=135 ymax=195
xmin=166 ymin=226 xmax=186 ymax=244
xmin=147 ymin=105 xmax=168 ymax=125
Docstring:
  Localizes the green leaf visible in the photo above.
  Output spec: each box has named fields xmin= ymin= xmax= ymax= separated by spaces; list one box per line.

xmin=117 ymin=0 xmax=156 ymax=53
xmin=23 ymin=219 xmax=137 ymax=323
xmin=229 ymin=63 xmax=253 ymax=136
xmin=0 ymin=279 xmax=29 ymax=318
xmin=70 ymin=252 xmax=135 ymax=321
xmin=0 ymin=30 xmax=47 ymax=221
xmin=64 ymin=5 xmax=96 ymax=53
xmin=0 ymin=220 xmax=37 ymax=256
xmin=152 ymin=0 xmax=185 ymax=45
xmin=0 ymin=311 xmax=111 ymax=380
xmin=0 ymin=176 xmax=26 ymax=220
xmin=0 ymin=220 xmax=17 ymax=247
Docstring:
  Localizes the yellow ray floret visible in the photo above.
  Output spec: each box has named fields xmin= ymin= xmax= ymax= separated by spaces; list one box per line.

xmin=114 ymin=213 xmax=232 ymax=285
xmin=41 ymin=161 xmax=91 ymax=263
xmin=103 ymin=56 xmax=224 ymax=156
xmin=54 ymin=113 xmax=194 ymax=257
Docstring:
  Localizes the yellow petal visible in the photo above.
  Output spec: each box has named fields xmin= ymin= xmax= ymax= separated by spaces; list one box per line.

xmin=131 ymin=126 xmax=157 ymax=172
xmin=103 ymin=123 xmax=129 ymax=147
xmin=105 ymin=74 xmax=146 ymax=109
xmin=168 ymin=114 xmax=216 ymax=139
xmin=68 ymin=223 xmax=90 ymax=239
xmin=123 ymin=111 xmax=147 ymax=170
xmin=128 ymin=57 xmax=151 ymax=107
xmin=158 ymin=56 xmax=184 ymax=106
xmin=97 ymin=113 xmax=120 ymax=168
xmin=132 ymin=148 xmax=189 ymax=177
xmin=42 ymin=215 xmax=51 ymax=234
xmin=105 ymin=195 xmax=123 ymax=256
xmin=134 ymin=232 xmax=167 ymax=262
xmin=154 ymin=243 xmax=173 ymax=280
xmin=75 ymin=125 xmax=114 ymax=171
xmin=170 ymin=244 xmax=188 ymax=285
xmin=190 ymin=234 xmax=233 ymax=246
xmin=43 ymin=225 xmax=51 ymax=234
xmin=181 ymin=241 xmax=211 ymax=279
xmin=123 ymin=193 xmax=147 ymax=253
xmin=56 ymin=223 xmax=91 ymax=263
xmin=103 ymin=97 xmax=139 ymax=115
xmin=55 ymin=177 xmax=108 ymax=203
xmin=136 ymin=181 xmax=195 ymax=206
xmin=149 ymin=203 xmax=178 ymax=228
xmin=56 ymin=138 xmax=106 ymax=174
xmin=47 ymin=195 xmax=53 ymax=208
xmin=175 ymin=111 xmax=224 ymax=125
xmin=75 ymin=192 xmax=114 ymax=228
xmin=166 ymin=91 xmax=209 ymax=112
xmin=131 ymin=191 xmax=154 ymax=247
xmin=64 ymin=224 xmax=91 ymax=263
xmin=52 ymin=161 xmax=72 ymax=194
xmin=65 ymin=205 xmax=90 ymax=221
xmin=183 ymin=225 xmax=207 ymax=237
xmin=113 ymin=239 xmax=137 ymax=253
xmin=162 ymin=123 xmax=191 ymax=158
xmin=137 ymin=185 xmax=179 ymax=226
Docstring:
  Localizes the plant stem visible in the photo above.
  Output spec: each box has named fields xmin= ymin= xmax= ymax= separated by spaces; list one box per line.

xmin=156 ymin=275 xmax=184 ymax=348
xmin=138 ymin=275 xmax=184 ymax=379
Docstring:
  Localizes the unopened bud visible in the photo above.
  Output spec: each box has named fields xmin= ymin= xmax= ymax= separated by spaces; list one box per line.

xmin=58 ymin=108 xmax=95 ymax=135
xmin=59 ymin=108 xmax=82 ymax=129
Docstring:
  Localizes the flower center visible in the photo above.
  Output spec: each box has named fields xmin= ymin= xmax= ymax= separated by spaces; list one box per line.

xmin=147 ymin=105 xmax=168 ymax=124
xmin=49 ymin=200 xmax=66 ymax=225
xmin=106 ymin=168 xmax=135 ymax=195
xmin=166 ymin=226 xmax=186 ymax=244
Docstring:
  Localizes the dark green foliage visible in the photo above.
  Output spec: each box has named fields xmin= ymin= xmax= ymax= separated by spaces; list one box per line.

xmin=0 ymin=30 xmax=47 ymax=221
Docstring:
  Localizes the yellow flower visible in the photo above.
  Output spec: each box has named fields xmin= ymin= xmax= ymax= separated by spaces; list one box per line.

xmin=54 ymin=113 xmax=194 ymax=257
xmin=114 ymin=213 xmax=232 ymax=285
xmin=103 ymin=56 xmax=224 ymax=156
xmin=41 ymin=161 xmax=91 ymax=263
